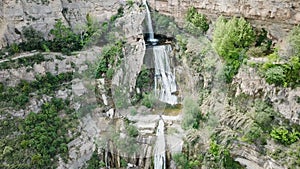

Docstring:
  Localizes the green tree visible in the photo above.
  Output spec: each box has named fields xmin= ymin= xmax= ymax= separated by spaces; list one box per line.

xmin=213 ymin=16 xmax=255 ymax=82
xmin=49 ymin=19 xmax=82 ymax=54
xmin=21 ymin=26 xmax=45 ymax=51
xmin=185 ymin=7 xmax=209 ymax=35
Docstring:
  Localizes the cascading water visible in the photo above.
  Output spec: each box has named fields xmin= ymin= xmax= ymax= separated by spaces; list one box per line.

xmin=143 ymin=0 xmax=158 ymax=44
xmin=153 ymin=45 xmax=178 ymax=105
xmin=154 ymin=119 xmax=166 ymax=169
xmin=142 ymin=1 xmax=178 ymax=168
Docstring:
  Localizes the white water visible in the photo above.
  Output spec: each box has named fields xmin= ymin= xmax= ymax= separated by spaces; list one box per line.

xmin=143 ymin=0 xmax=157 ymax=43
xmin=154 ymin=119 xmax=166 ymax=169
xmin=153 ymin=45 xmax=178 ymax=105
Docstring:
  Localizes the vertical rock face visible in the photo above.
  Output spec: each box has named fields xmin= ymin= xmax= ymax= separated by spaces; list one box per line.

xmin=0 ymin=0 xmax=120 ymax=48
xmin=148 ymin=0 xmax=300 ymax=39
xmin=233 ymin=65 xmax=300 ymax=124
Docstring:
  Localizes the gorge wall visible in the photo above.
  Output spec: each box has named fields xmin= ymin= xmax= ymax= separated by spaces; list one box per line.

xmin=0 ymin=0 xmax=120 ymax=48
xmin=148 ymin=0 xmax=300 ymax=40
xmin=0 ymin=0 xmax=299 ymax=48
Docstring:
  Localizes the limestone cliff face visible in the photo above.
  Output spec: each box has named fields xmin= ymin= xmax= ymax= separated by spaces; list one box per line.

xmin=0 ymin=0 xmax=120 ymax=48
xmin=1 ymin=0 xmax=299 ymax=47
xmin=148 ymin=0 xmax=300 ymax=39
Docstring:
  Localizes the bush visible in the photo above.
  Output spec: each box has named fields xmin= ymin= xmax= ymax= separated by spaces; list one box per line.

xmin=213 ymin=16 xmax=255 ymax=82
xmin=182 ymin=97 xmax=202 ymax=130
xmin=261 ymin=53 xmax=300 ymax=87
xmin=49 ymin=19 xmax=82 ymax=55
xmin=95 ymin=41 xmax=123 ymax=79
xmin=141 ymin=93 xmax=157 ymax=108
xmin=270 ymin=126 xmax=300 ymax=145
xmin=264 ymin=66 xmax=286 ymax=86
xmin=126 ymin=124 xmax=139 ymax=137
xmin=86 ymin=150 xmax=105 ymax=169
xmin=186 ymin=7 xmax=209 ymax=34
xmin=20 ymin=26 xmax=45 ymax=51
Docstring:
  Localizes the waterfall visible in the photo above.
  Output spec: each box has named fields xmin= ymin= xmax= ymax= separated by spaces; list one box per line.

xmin=143 ymin=0 xmax=158 ymax=43
xmin=153 ymin=45 xmax=178 ymax=105
xmin=154 ymin=119 xmax=166 ymax=169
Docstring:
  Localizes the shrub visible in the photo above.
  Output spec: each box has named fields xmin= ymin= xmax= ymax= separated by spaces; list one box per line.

xmin=49 ymin=19 xmax=82 ymax=55
xmin=182 ymin=97 xmax=202 ymax=130
xmin=270 ymin=126 xmax=300 ymax=145
xmin=186 ymin=7 xmax=209 ymax=34
xmin=86 ymin=150 xmax=105 ymax=169
xmin=213 ymin=16 xmax=255 ymax=82
xmin=243 ymin=124 xmax=266 ymax=144
xmin=95 ymin=41 xmax=123 ymax=79
xmin=264 ymin=66 xmax=286 ymax=86
xmin=141 ymin=93 xmax=157 ymax=108
xmin=126 ymin=124 xmax=139 ymax=137
xmin=261 ymin=53 xmax=300 ymax=87
xmin=20 ymin=26 xmax=45 ymax=51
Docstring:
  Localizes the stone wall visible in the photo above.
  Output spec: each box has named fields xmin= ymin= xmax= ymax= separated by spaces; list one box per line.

xmin=148 ymin=0 xmax=300 ymax=39
xmin=0 ymin=0 xmax=120 ymax=48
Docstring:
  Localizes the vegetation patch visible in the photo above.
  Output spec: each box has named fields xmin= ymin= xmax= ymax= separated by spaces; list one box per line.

xmin=0 ymin=53 xmax=52 ymax=70
xmin=260 ymin=52 xmax=300 ymax=88
xmin=185 ymin=7 xmax=209 ymax=35
xmin=213 ymin=16 xmax=255 ymax=83
xmin=182 ymin=97 xmax=202 ymax=130
xmin=95 ymin=41 xmax=124 ymax=79
xmin=0 ymin=72 xmax=73 ymax=109
xmin=0 ymin=98 xmax=77 ymax=168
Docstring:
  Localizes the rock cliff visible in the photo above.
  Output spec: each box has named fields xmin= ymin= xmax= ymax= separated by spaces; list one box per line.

xmin=149 ymin=0 xmax=300 ymax=40
xmin=0 ymin=0 xmax=120 ymax=48
xmin=1 ymin=0 xmax=299 ymax=48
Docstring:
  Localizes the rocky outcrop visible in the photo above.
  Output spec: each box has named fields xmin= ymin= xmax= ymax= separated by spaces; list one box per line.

xmin=0 ymin=47 xmax=99 ymax=86
xmin=148 ymin=0 xmax=300 ymax=39
xmin=233 ymin=64 xmax=300 ymax=124
xmin=0 ymin=0 xmax=120 ymax=48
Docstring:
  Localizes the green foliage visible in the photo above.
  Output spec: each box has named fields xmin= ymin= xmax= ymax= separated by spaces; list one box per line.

xmin=136 ymin=66 xmax=152 ymax=93
xmin=141 ymin=92 xmax=158 ymax=108
xmin=270 ymin=126 xmax=300 ymax=145
xmin=152 ymin=11 xmax=180 ymax=36
xmin=213 ymin=16 xmax=255 ymax=82
xmin=0 ymin=72 xmax=73 ymax=109
xmin=126 ymin=124 xmax=139 ymax=137
xmin=185 ymin=7 xmax=209 ymax=34
xmin=173 ymin=153 xmax=201 ymax=169
xmin=110 ymin=7 xmax=124 ymax=22
xmin=205 ymin=141 xmax=245 ymax=169
xmin=264 ymin=66 xmax=286 ymax=86
xmin=126 ymin=0 xmax=134 ymax=7
xmin=21 ymin=98 xmax=71 ymax=167
xmin=182 ymin=97 xmax=202 ymax=130
xmin=86 ymin=150 xmax=105 ymax=169
xmin=261 ymin=53 xmax=300 ymax=87
xmin=0 ymin=99 xmax=76 ymax=168
xmin=253 ymin=100 xmax=275 ymax=131
xmin=49 ymin=19 xmax=83 ymax=55
xmin=0 ymin=53 xmax=51 ymax=70
xmin=243 ymin=124 xmax=265 ymax=144
xmin=95 ymin=41 xmax=123 ymax=79
xmin=20 ymin=26 xmax=45 ymax=51
xmin=288 ymin=25 xmax=300 ymax=56
xmin=176 ymin=35 xmax=188 ymax=52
